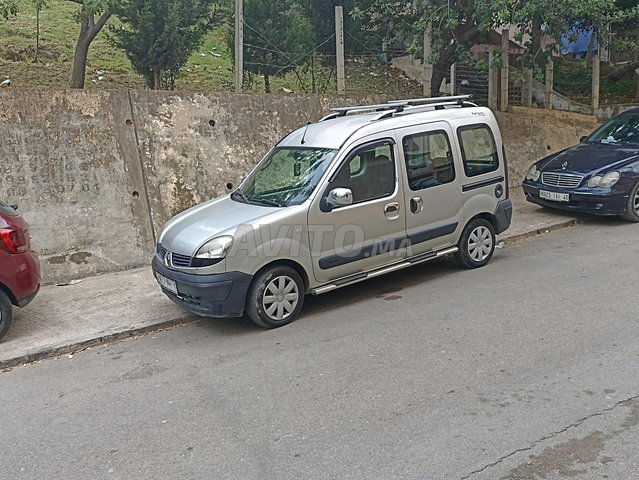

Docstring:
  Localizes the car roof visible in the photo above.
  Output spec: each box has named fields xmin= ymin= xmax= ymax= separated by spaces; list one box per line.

xmin=277 ymin=101 xmax=495 ymax=150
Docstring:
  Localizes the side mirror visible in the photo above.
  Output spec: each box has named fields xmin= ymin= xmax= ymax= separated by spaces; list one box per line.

xmin=326 ymin=188 xmax=353 ymax=208
xmin=579 ymin=136 xmax=588 ymax=143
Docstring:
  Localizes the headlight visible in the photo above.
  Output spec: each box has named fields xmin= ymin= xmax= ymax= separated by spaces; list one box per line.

xmin=588 ymin=171 xmax=620 ymax=188
xmin=195 ymin=236 xmax=233 ymax=259
xmin=526 ymin=165 xmax=541 ymax=182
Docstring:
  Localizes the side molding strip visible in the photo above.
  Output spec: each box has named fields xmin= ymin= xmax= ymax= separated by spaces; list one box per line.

xmin=462 ymin=175 xmax=504 ymax=192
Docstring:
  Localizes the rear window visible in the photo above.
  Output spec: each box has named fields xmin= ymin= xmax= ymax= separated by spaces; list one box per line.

xmin=458 ymin=124 xmax=499 ymax=177
xmin=0 ymin=200 xmax=18 ymax=217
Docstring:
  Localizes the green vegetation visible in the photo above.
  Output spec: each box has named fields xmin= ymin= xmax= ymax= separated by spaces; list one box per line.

xmin=2 ymin=0 xmax=633 ymax=101
xmin=0 ymin=0 xmax=422 ymax=95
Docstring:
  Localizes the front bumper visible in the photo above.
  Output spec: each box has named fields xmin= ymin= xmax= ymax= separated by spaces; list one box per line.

xmin=522 ymin=182 xmax=629 ymax=216
xmin=152 ymin=257 xmax=252 ymax=318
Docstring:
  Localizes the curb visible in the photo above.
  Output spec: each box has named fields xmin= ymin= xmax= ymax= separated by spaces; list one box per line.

xmin=499 ymin=218 xmax=582 ymax=245
xmin=1 ymin=315 xmax=199 ymax=370
xmin=1 ymin=216 xmax=582 ymax=370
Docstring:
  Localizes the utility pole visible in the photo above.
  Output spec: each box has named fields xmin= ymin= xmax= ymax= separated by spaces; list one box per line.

xmin=234 ymin=0 xmax=243 ymax=94
xmin=592 ymin=54 xmax=600 ymax=113
xmin=335 ymin=6 xmax=345 ymax=95
xmin=545 ymin=59 xmax=554 ymax=110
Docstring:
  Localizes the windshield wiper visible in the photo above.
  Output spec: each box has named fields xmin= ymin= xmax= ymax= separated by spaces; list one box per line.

xmin=232 ymin=190 xmax=283 ymax=207
xmin=231 ymin=190 xmax=250 ymax=203
xmin=248 ymin=197 xmax=283 ymax=207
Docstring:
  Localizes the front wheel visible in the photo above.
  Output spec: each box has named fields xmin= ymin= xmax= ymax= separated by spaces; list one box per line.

xmin=0 ymin=290 xmax=13 ymax=341
xmin=455 ymin=218 xmax=496 ymax=269
xmin=246 ymin=265 xmax=305 ymax=329
xmin=621 ymin=182 xmax=639 ymax=223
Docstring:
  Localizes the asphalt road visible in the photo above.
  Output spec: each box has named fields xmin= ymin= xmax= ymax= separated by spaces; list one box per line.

xmin=1 ymin=219 xmax=638 ymax=480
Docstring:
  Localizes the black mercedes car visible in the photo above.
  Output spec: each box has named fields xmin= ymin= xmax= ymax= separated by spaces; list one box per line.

xmin=522 ymin=108 xmax=639 ymax=222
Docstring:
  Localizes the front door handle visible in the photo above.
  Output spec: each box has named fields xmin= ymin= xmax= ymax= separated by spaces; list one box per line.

xmin=410 ymin=196 xmax=423 ymax=214
xmin=384 ymin=202 xmax=400 ymax=220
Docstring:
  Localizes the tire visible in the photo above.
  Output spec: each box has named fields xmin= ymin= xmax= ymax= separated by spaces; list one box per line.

xmin=0 ymin=290 xmax=13 ymax=342
xmin=621 ymin=182 xmax=639 ymax=223
xmin=246 ymin=265 xmax=305 ymax=329
xmin=455 ymin=218 xmax=496 ymax=269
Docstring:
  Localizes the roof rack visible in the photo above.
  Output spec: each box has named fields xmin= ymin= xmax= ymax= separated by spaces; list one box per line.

xmin=323 ymin=102 xmax=407 ymax=119
xmin=387 ymin=95 xmax=472 ymax=106
xmin=320 ymin=95 xmax=475 ymax=122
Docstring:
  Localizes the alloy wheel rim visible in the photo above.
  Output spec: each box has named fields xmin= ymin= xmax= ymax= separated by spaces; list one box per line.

xmin=468 ymin=226 xmax=493 ymax=262
xmin=634 ymin=190 xmax=639 ymax=214
xmin=262 ymin=276 xmax=299 ymax=321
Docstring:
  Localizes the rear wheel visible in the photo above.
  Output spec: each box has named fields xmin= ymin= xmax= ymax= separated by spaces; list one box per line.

xmin=246 ymin=265 xmax=305 ymax=329
xmin=0 ymin=290 xmax=13 ymax=341
xmin=621 ymin=182 xmax=639 ymax=222
xmin=455 ymin=218 xmax=496 ymax=269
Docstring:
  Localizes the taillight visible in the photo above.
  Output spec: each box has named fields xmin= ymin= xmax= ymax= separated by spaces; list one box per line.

xmin=0 ymin=228 xmax=29 ymax=254
xmin=502 ymin=144 xmax=510 ymax=199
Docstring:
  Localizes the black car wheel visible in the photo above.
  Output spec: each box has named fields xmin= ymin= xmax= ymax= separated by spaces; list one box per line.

xmin=455 ymin=218 xmax=496 ymax=269
xmin=622 ymin=182 xmax=639 ymax=223
xmin=0 ymin=290 xmax=13 ymax=341
xmin=246 ymin=265 xmax=305 ymax=329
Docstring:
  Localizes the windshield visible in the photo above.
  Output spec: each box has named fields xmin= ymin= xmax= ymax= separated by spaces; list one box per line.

xmin=232 ymin=147 xmax=337 ymax=207
xmin=587 ymin=114 xmax=639 ymax=146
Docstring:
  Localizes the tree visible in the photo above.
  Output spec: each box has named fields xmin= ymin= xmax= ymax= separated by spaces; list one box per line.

xmin=352 ymin=0 xmax=638 ymax=96
xmin=110 ymin=0 xmax=226 ymax=89
xmin=230 ymin=0 xmax=314 ymax=93
xmin=68 ymin=0 xmax=112 ymax=89
xmin=0 ymin=0 xmax=18 ymax=19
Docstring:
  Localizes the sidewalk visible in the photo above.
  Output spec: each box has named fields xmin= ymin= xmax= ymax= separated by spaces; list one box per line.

xmin=0 ymin=190 xmax=581 ymax=368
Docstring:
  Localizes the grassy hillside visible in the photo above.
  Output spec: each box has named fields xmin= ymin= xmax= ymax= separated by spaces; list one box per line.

xmin=0 ymin=0 xmax=422 ymax=96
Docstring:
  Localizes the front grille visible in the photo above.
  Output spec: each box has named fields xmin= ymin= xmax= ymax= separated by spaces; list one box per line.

xmin=157 ymin=244 xmax=191 ymax=267
xmin=170 ymin=253 xmax=192 ymax=267
xmin=541 ymin=172 xmax=584 ymax=189
xmin=156 ymin=243 xmax=222 ymax=268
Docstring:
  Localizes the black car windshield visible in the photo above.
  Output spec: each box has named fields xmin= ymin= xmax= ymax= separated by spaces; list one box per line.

xmin=232 ymin=147 xmax=337 ymax=207
xmin=587 ymin=114 xmax=639 ymax=146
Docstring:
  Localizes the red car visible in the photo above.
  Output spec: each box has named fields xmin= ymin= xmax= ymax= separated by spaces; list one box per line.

xmin=0 ymin=200 xmax=40 ymax=340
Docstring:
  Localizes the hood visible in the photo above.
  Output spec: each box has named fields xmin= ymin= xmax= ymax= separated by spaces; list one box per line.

xmin=158 ymin=195 xmax=279 ymax=256
xmin=538 ymin=143 xmax=639 ymax=175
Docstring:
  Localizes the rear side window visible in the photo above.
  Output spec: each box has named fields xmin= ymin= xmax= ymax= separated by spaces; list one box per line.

xmin=402 ymin=130 xmax=455 ymax=191
xmin=458 ymin=125 xmax=499 ymax=177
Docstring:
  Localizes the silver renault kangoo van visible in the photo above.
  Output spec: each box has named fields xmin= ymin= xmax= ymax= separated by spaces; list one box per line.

xmin=152 ymin=96 xmax=512 ymax=328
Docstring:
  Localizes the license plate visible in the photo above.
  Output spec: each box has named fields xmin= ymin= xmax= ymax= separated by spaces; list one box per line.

xmin=156 ymin=273 xmax=178 ymax=294
xmin=539 ymin=190 xmax=570 ymax=202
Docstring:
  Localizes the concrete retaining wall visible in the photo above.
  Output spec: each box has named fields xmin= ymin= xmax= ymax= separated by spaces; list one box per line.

xmin=0 ymin=90 xmax=597 ymax=284
xmin=496 ymin=107 xmax=599 ymax=189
